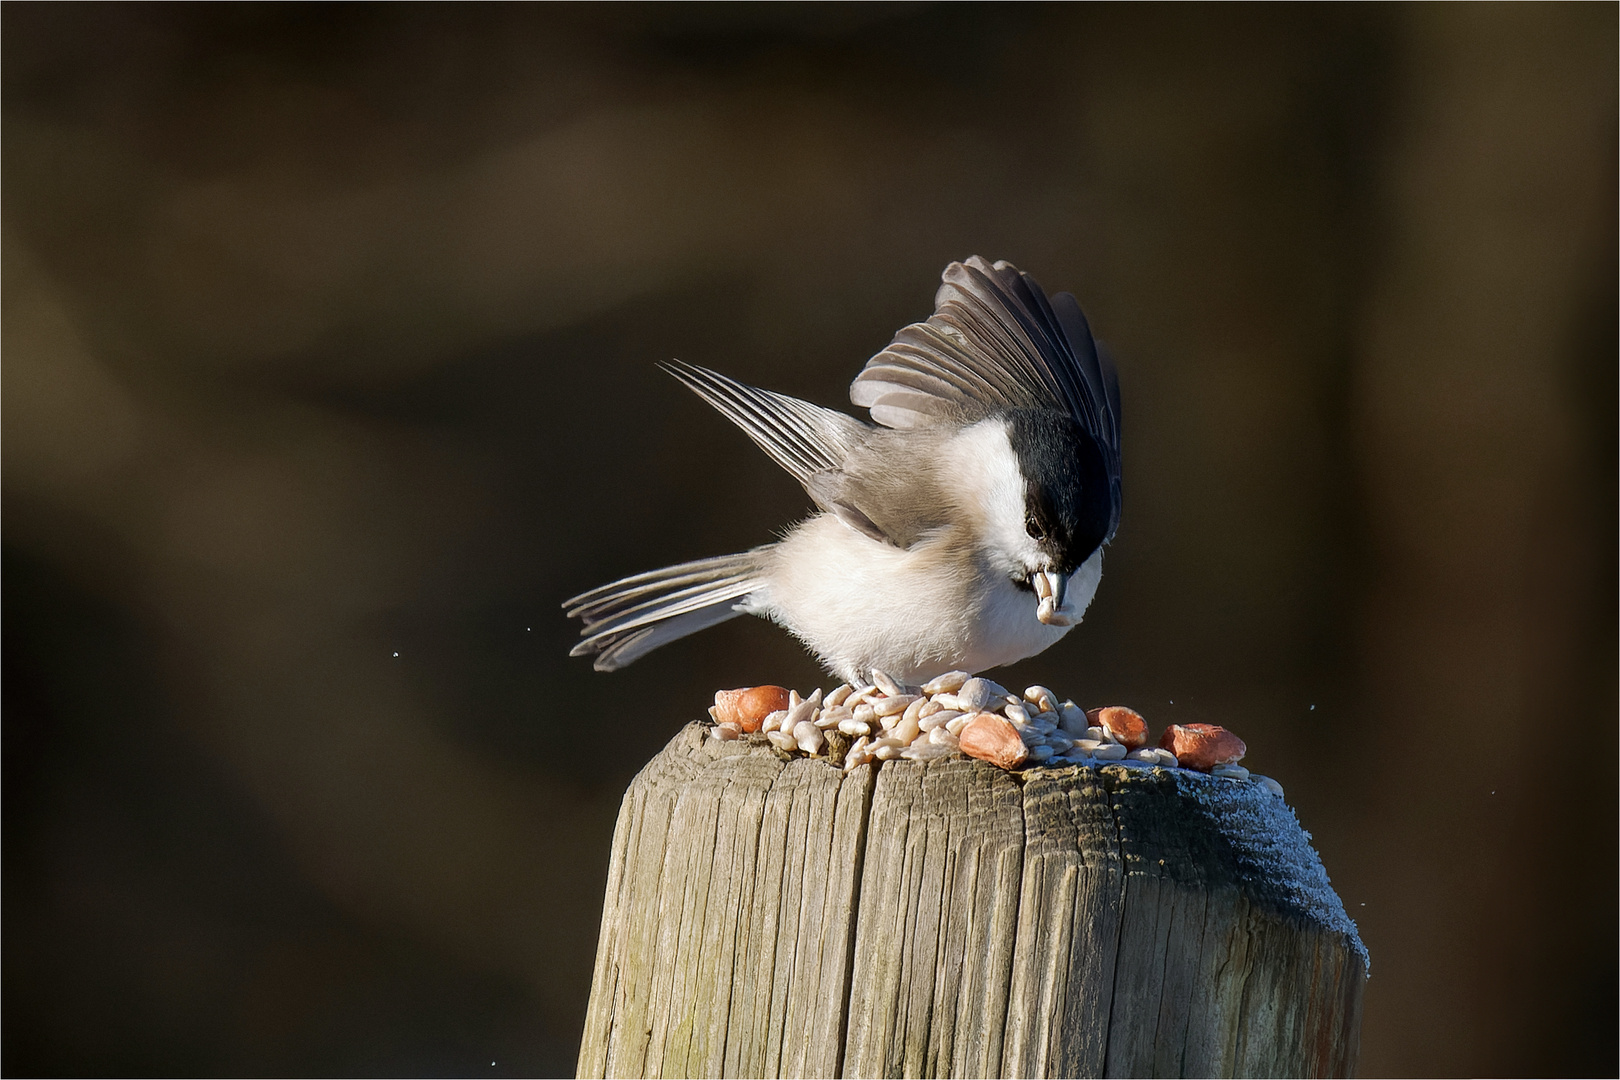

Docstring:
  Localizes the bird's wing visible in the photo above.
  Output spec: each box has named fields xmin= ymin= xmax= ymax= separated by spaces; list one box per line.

xmin=663 ymin=361 xmax=919 ymax=546
xmin=662 ymin=359 xmax=871 ymax=491
xmin=850 ymin=256 xmax=1122 ymax=539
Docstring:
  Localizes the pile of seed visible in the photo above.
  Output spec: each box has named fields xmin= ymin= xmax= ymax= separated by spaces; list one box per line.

xmin=707 ymin=669 xmax=1285 ymax=798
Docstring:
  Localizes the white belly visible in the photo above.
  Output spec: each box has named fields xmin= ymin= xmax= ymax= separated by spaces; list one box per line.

xmin=750 ymin=515 xmax=1101 ymax=684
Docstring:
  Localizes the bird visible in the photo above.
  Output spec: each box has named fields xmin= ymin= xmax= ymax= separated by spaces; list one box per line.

xmin=564 ymin=256 xmax=1122 ymax=687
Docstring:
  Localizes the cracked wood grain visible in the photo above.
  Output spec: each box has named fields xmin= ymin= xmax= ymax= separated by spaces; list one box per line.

xmin=578 ymin=723 xmax=1366 ymax=1079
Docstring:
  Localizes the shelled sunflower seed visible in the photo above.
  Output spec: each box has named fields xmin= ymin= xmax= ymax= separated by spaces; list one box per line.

xmin=704 ymin=671 xmax=1285 ymax=798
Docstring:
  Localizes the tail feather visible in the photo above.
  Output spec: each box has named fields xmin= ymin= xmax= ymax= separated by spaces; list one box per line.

xmin=565 ymin=557 xmax=752 ymax=615
xmin=564 ymin=550 xmax=769 ymax=671
xmin=577 ymin=604 xmax=745 ymax=671
xmin=567 ymin=565 xmax=753 ymax=624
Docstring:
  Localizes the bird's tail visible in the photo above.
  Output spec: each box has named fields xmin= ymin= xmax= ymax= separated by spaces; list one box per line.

xmin=564 ymin=549 xmax=770 ymax=671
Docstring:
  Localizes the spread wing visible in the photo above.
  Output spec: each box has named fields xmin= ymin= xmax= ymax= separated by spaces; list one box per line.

xmin=662 ymin=360 xmax=893 ymax=541
xmin=654 ymin=361 xmax=868 ymax=482
xmin=850 ymin=256 xmax=1123 ymax=539
xmin=662 ymin=360 xmax=870 ymax=486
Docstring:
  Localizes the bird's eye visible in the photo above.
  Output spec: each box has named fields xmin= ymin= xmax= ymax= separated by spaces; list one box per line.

xmin=1025 ymin=512 xmax=1044 ymax=540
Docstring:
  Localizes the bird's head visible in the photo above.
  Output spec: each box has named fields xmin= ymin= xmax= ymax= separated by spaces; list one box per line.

xmin=1004 ymin=409 xmax=1111 ymax=625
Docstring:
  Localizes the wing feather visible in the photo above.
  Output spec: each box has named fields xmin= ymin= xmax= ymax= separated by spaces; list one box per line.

xmin=662 ymin=360 xmax=870 ymax=488
xmin=850 ymin=256 xmax=1123 ymax=538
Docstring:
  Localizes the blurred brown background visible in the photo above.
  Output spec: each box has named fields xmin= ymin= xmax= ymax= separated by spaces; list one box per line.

xmin=3 ymin=4 xmax=1614 ymax=1076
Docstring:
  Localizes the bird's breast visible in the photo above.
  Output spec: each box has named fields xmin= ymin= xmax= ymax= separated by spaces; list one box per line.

xmin=757 ymin=515 xmax=1096 ymax=682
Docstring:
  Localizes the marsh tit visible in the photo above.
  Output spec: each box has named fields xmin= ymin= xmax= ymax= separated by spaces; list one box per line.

xmin=565 ymin=257 xmax=1122 ymax=686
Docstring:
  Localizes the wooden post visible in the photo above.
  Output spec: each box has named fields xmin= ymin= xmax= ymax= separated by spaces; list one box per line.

xmin=578 ymin=723 xmax=1367 ymax=1079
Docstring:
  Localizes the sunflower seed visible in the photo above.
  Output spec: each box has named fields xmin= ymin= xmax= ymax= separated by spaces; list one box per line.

xmin=1211 ymin=763 xmax=1249 ymax=780
xmin=762 ymin=709 xmax=789 ymax=733
xmin=824 ymin=684 xmax=853 ymax=708
xmin=893 ymin=715 xmax=922 ymax=745
xmin=1004 ymin=702 xmax=1031 ymax=726
xmin=945 ymin=714 xmax=971 ymax=736
xmin=794 ymin=720 xmax=825 ymax=755
xmin=782 ymin=697 xmax=817 ymax=731
xmin=852 ymin=702 xmax=877 ymax=725
xmin=957 ymin=678 xmax=994 ymax=711
xmin=815 ymin=705 xmax=851 ymax=729
xmin=847 ymin=685 xmax=881 ymax=706
xmin=930 ymin=692 xmax=965 ymax=712
xmin=873 ymin=694 xmax=919 ymax=717
xmin=1255 ymin=775 xmax=1284 ymax=797
xmin=1093 ymin=743 xmax=1128 ymax=761
xmin=838 ymin=717 xmax=872 ymax=737
xmin=871 ymin=669 xmax=904 ymax=697
xmin=1023 ymin=685 xmax=1058 ymax=713
xmin=922 ymin=670 xmax=971 ymax=694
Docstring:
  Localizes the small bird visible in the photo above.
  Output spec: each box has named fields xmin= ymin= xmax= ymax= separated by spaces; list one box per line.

xmin=565 ymin=257 xmax=1122 ymax=686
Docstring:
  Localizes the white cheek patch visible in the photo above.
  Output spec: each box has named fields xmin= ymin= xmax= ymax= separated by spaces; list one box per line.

xmin=1068 ymin=547 xmax=1103 ymax=615
xmin=942 ymin=419 xmax=1042 ymax=573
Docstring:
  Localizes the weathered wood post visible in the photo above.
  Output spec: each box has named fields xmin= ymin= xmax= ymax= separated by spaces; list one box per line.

xmin=578 ymin=723 xmax=1367 ymax=1079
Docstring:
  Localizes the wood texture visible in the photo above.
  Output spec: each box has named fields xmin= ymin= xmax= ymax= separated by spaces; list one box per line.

xmin=579 ymin=723 xmax=1366 ymax=1079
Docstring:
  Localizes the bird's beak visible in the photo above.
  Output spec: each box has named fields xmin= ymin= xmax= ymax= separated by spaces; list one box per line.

xmin=1033 ymin=569 xmax=1076 ymax=626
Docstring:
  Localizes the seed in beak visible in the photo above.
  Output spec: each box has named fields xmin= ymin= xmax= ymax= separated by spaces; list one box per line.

xmin=1032 ymin=572 xmax=1053 ymax=600
xmin=1034 ymin=570 xmax=1075 ymax=626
